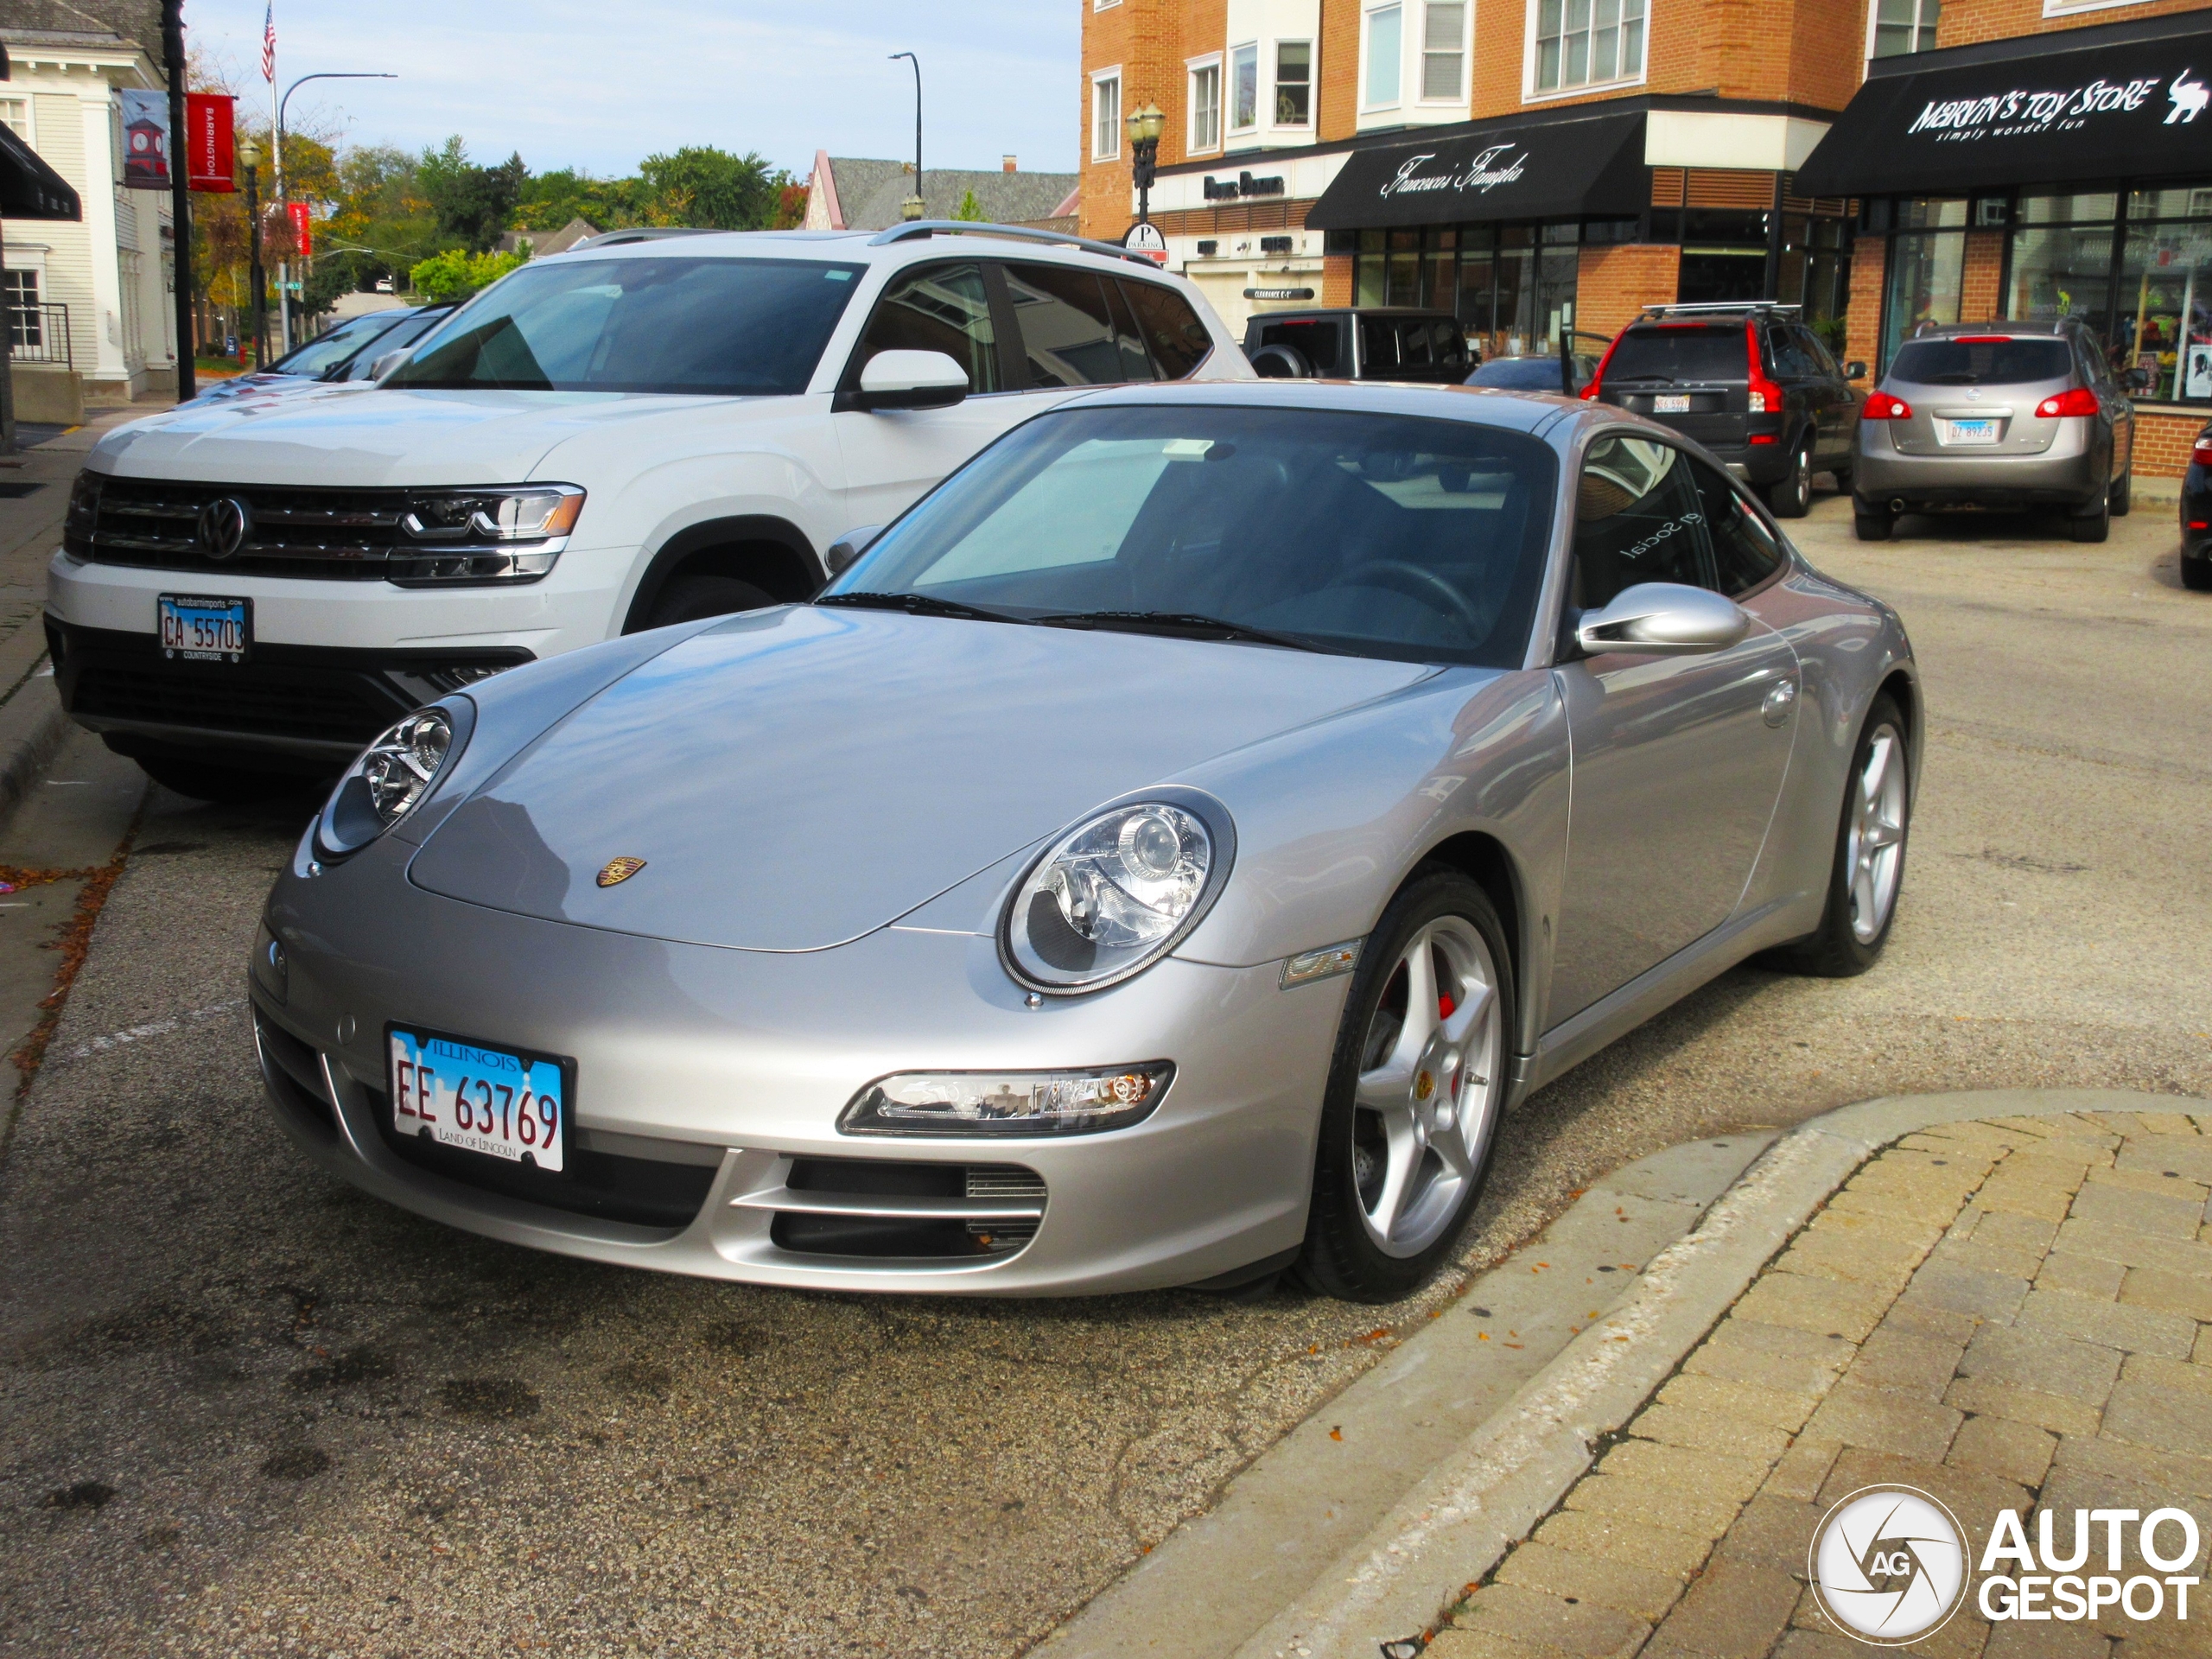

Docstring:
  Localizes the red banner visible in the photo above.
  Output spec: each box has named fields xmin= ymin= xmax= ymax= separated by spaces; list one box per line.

xmin=287 ymin=200 xmax=311 ymax=258
xmin=185 ymin=93 xmax=235 ymax=194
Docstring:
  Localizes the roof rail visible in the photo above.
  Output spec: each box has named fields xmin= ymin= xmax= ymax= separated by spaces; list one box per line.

xmin=867 ymin=219 xmax=1165 ymax=270
xmin=573 ymin=227 xmax=723 ymax=250
xmin=1639 ymin=301 xmax=1802 ymax=316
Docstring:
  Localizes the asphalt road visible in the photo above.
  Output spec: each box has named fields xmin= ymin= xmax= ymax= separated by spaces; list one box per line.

xmin=1 ymin=490 xmax=2206 ymax=1658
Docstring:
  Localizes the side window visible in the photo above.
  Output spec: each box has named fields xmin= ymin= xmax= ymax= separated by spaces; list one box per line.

xmin=1571 ymin=435 xmax=1718 ymax=610
xmin=1101 ymin=278 xmax=1158 ymax=382
xmin=1798 ymin=328 xmax=1841 ymax=380
xmin=1360 ymin=315 xmax=1400 ymax=374
xmin=1397 ymin=319 xmax=1434 ymax=366
xmin=1007 ymin=262 xmax=1135 ymax=388
xmin=1119 ymin=279 xmax=1212 ymax=379
xmin=1689 ymin=456 xmax=1787 ymax=598
xmin=1431 ymin=320 xmax=1468 ymax=371
xmin=1768 ymin=326 xmax=1816 ymax=378
xmin=849 ymin=262 xmax=1001 ymax=394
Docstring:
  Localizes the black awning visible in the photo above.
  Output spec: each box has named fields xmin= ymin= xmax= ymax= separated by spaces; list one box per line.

xmin=0 ymin=120 xmax=79 ymax=220
xmin=1307 ymin=111 xmax=1647 ymax=230
xmin=1795 ymin=21 xmax=2212 ymax=198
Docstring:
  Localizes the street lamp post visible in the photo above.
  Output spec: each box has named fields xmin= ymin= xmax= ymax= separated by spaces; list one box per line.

xmin=1125 ymin=103 xmax=1166 ymax=226
xmin=238 ymin=134 xmax=265 ymax=366
xmin=161 ymin=0 xmax=193 ymax=402
xmin=275 ymin=72 xmax=396 ymax=352
xmin=888 ymin=52 xmax=923 ymax=221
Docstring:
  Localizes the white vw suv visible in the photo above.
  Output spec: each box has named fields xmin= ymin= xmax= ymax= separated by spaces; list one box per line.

xmin=49 ymin=224 xmax=1249 ymax=798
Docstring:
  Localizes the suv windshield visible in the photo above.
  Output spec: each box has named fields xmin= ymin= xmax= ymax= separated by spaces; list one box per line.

xmin=1887 ymin=338 xmax=2072 ymax=386
xmin=828 ymin=404 xmax=1556 ymax=668
xmin=268 ymin=310 xmax=408 ymax=378
xmin=387 ymin=257 xmax=865 ymax=395
xmin=1603 ymin=327 xmax=1749 ymax=385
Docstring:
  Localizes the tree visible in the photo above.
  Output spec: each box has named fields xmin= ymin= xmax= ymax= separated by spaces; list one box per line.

xmin=418 ymin=137 xmax=528 ymax=252
xmin=410 ymin=247 xmax=529 ymax=302
xmin=635 ymin=146 xmax=783 ymax=230
xmin=955 ymin=189 xmax=985 ymax=221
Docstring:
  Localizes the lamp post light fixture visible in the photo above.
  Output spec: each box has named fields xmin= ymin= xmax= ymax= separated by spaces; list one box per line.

xmin=1126 ymin=102 xmax=1166 ymax=226
xmin=889 ymin=52 xmax=924 ymax=221
xmin=238 ymin=133 xmax=266 ymax=368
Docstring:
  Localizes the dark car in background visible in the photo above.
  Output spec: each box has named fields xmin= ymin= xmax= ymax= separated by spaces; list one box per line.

xmin=190 ymin=303 xmax=459 ymax=404
xmin=1243 ymin=308 xmax=1469 ymax=383
xmin=2182 ymin=419 xmax=2212 ymax=590
xmin=1853 ymin=319 xmax=2135 ymax=544
xmin=1583 ymin=303 xmax=1863 ymax=518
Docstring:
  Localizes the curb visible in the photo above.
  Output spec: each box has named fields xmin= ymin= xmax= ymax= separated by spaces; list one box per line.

xmin=0 ymin=626 xmax=67 ymax=832
xmin=1041 ymin=1088 xmax=2205 ymax=1659
xmin=1233 ymin=1088 xmax=2206 ymax=1659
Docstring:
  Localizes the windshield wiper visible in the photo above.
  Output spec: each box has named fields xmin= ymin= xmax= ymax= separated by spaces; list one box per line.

xmin=1032 ymin=610 xmax=1321 ymax=652
xmin=816 ymin=590 xmax=1025 ymax=624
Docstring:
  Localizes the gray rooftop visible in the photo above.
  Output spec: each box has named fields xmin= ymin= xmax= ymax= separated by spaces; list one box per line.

xmin=823 ymin=156 xmax=1077 ymax=232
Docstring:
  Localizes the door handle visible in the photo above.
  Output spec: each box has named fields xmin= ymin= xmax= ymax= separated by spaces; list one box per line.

xmin=1763 ymin=679 xmax=1798 ymax=727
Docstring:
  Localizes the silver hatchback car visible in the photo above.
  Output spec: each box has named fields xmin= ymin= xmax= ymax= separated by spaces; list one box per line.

xmin=1852 ymin=318 xmax=2135 ymax=543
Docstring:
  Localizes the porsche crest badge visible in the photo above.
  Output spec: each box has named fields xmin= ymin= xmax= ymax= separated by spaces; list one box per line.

xmin=596 ymin=857 xmax=647 ymax=888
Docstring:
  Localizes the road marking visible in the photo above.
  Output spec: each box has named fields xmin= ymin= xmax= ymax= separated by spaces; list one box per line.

xmin=60 ymin=996 xmax=246 ymax=1062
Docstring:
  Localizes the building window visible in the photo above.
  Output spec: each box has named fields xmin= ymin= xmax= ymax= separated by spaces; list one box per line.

xmin=1190 ymin=60 xmax=1221 ymax=151
xmin=0 ymin=98 xmax=28 ymax=143
xmin=1093 ymin=72 xmax=1122 ymax=161
xmin=1872 ymin=0 xmax=1940 ymax=59
xmin=1422 ymin=3 xmax=1466 ymax=100
xmin=5 ymin=269 xmax=40 ymax=352
xmin=1365 ymin=5 xmax=1403 ymax=108
xmin=1231 ymin=43 xmax=1260 ymax=131
xmin=1276 ymin=41 xmax=1312 ymax=125
xmin=1534 ymin=0 xmax=1647 ymax=95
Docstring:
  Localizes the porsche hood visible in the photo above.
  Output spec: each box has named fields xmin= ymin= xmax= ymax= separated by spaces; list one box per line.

xmin=407 ymin=606 xmax=1433 ymax=951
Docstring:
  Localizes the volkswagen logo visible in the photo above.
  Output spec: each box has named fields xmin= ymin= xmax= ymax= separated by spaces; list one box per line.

xmin=196 ymin=496 xmax=253 ymax=560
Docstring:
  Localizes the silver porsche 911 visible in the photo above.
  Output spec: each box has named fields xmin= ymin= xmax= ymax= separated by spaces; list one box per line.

xmin=251 ymin=381 xmax=1917 ymax=1302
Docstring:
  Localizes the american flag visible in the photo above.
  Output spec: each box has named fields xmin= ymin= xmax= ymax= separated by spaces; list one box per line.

xmin=260 ymin=3 xmax=276 ymax=82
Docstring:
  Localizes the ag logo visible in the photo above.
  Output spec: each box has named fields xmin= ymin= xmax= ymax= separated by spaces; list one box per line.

xmin=196 ymin=495 xmax=253 ymax=559
xmin=1809 ymin=1485 xmax=1970 ymax=1644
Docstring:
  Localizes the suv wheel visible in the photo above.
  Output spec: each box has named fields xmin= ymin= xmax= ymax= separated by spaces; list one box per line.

xmin=2108 ymin=469 xmax=2132 ymax=518
xmin=2182 ymin=550 xmax=2212 ymax=592
xmin=1853 ymin=499 xmax=1894 ymax=542
xmin=2069 ymin=492 xmax=2111 ymax=544
xmin=1766 ymin=442 xmax=1813 ymax=519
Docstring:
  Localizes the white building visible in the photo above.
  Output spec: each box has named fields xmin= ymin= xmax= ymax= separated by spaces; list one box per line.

xmin=1 ymin=3 xmax=176 ymax=407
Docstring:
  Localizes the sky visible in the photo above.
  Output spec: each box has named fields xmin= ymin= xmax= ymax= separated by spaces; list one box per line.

xmin=182 ymin=0 xmax=1081 ymax=181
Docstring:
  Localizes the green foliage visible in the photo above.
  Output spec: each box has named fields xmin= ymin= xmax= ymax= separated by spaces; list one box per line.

xmin=418 ymin=137 xmax=529 ymax=253
xmin=954 ymin=189 xmax=985 ymax=222
xmin=636 ymin=146 xmax=783 ymax=230
xmin=410 ymin=246 xmax=530 ymax=302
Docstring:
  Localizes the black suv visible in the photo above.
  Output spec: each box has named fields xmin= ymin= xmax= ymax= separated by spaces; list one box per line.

xmin=1585 ymin=303 xmax=1865 ymax=518
xmin=1243 ymin=308 xmax=1470 ymax=384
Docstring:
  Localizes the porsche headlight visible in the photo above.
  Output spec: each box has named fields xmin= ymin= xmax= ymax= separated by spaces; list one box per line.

xmin=840 ymin=1063 xmax=1173 ymax=1136
xmin=315 ymin=705 xmax=467 ymax=858
xmin=1001 ymin=797 xmax=1232 ymax=993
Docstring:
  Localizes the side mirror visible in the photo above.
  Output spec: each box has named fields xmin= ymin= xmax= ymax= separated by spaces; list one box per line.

xmin=1846 ymin=361 xmax=1867 ymax=381
xmin=367 ymin=349 xmax=409 ymax=381
xmin=824 ymin=525 xmax=884 ymax=578
xmin=837 ymin=350 xmax=969 ymax=413
xmin=1575 ymin=582 xmax=1751 ymax=658
xmin=2125 ymin=366 xmax=2153 ymax=391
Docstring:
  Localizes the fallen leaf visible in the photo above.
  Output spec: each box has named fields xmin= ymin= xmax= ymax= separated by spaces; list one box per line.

xmin=1329 ymin=1427 xmax=1343 ymax=1441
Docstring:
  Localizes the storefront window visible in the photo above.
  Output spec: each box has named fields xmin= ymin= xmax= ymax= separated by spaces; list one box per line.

xmin=1387 ymin=230 xmax=1421 ymax=305
xmin=1424 ymin=230 xmax=1457 ymax=309
xmin=2116 ymin=219 xmax=2212 ymax=400
xmin=2018 ymin=192 xmax=2117 ymax=226
xmin=1356 ymin=230 xmax=1388 ymax=306
xmin=1885 ymin=218 xmax=1967 ymax=366
xmin=2005 ymin=225 xmax=2115 ymax=329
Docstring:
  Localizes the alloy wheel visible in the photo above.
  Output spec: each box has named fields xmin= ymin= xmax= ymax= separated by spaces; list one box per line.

xmin=1351 ymin=916 xmax=1503 ymax=1257
xmin=1847 ymin=723 xmax=1908 ymax=943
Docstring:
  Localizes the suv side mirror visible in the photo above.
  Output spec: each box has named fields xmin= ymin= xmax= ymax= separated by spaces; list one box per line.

xmin=837 ymin=350 xmax=969 ymax=414
xmin=367 ymin=349 xmax=409 ymax=381
xmin=2125 ymin=366 xmax=2153 ymax=392
xmin=1575 ymin=582 xmax=1751 ymax=658
xmin=824 ymin=525 xmax=884 ymax=577
xmin=1846 ymin=361 xmax=1867 ymax=381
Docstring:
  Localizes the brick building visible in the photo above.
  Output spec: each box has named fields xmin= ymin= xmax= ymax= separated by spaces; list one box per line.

xmin=1077 ymin=0 xmax=2212 ymax=475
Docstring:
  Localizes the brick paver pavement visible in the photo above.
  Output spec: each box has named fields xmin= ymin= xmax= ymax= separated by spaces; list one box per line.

xmin=1432 ymin=1108 xmax=2212 ymax=1659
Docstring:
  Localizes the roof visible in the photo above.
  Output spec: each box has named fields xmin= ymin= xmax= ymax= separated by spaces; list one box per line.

xmin=1056 ymin=377 xmax=1585 ymax=438
xmin=497 ymin=217 xmax=601 ymax=257
xmin=812 ymin=155 xmax=1078 ymax=232
xmin=0 ymin=0 xmax=158 ymax=49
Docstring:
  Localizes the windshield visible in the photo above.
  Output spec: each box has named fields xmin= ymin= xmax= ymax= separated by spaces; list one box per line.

xmin=1888 ymin=338 xmax=2072 ymax=386
xmin=338 ymin=307 xmax=451 ymax=378
xmin=830 ymin=404 xmax=1557 ymax=669
xmin=1471 ymin=357 xmax=1576 ymax=391
xmin=1603 ymin=327 xmax=1748 ymax=385
xmin=386 ymin=257 xmax=865 ymax=395
xmin=268 ymin=310 xmax=409 ymax=378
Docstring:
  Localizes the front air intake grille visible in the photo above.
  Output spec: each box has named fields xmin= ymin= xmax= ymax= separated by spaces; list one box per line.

xmin=751 ymin=1159 xmax=1047 ymax=1260
xmin=254 ymin=1007 xmax=340 ymax=1141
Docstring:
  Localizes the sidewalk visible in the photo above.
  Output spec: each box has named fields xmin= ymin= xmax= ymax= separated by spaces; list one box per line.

xmin=1435 ymin=1106 xmax=2211 ymax=1659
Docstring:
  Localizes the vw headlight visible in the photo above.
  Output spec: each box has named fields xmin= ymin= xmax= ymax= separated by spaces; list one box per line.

xmin=1001 ymin=795 xmax=1233 ymax=993
xmin=315 ymin=703 xmax=470 ymax=858
xmin=390 ymin=485 xmax=583 ymax=584
xmin=840 ymin=1062 xmax=1173 ymax=1136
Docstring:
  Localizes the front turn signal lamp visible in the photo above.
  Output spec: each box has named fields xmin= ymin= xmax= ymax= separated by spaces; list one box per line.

xmin=838 ymin=1063 xmax=1174 ymax=1136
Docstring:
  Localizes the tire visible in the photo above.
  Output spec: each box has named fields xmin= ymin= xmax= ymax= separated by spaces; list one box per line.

xmin=1766 ymin=442 xmax=1814 ymax=519
xmin=2183 ymin=551 xmax=2212 ymax=593
xmin=1775 ymin=693 xmax=1910 ymax=979
xmin=1297 ymin=869 xmax=1513 ymax=1303
xmin=1853 ymin=505 xmax=1893 ymax=542
xmin=132 ymin=751 xmax=319 ymax=804
xmin=2069 ymin=493 xmax=2110 ymax=543
xmin=2109 ymin=468 xmax=2132 ymax=518
xmin=637 ymin=574 xmax=774 ymax=631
